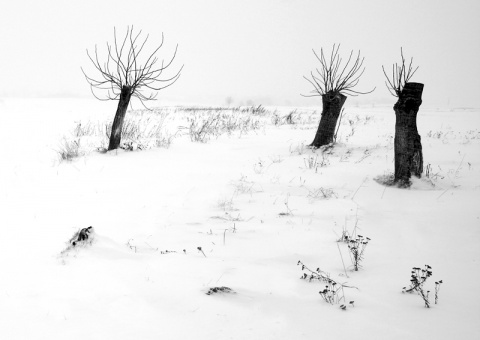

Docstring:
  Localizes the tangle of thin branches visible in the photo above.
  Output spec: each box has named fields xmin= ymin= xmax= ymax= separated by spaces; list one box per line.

xmin=81 ymin=26 xmax=183 ymax=106
xmin=302 ymin=44 xmax=375 ymax=97
xmin=382 ymin=48 xmax=419 ymax=97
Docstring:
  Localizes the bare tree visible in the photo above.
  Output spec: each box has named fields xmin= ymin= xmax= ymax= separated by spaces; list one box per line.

xmin=82 ymin=26 xmax=183 ymax=151
xmin=303 ymin=44 xmax=374 ymax=148
xmin=383 ymin=49 xmax=423 ymax=186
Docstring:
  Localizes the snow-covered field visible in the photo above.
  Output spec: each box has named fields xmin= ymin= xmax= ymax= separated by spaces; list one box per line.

xmin=0 ymin=98 xmax=479 ymax=339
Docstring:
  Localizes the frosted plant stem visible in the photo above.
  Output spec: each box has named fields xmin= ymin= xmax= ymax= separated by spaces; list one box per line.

xmin=337 ymin=243 xmax=349 ymax=278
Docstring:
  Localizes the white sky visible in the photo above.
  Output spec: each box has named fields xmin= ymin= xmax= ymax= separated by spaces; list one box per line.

xmin=1 ymin=0 xmax=479 ymax=107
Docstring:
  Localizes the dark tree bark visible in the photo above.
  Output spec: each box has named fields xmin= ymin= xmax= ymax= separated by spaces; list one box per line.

xmin=394 ymin=82 xmax=424 ymax=184
xmin=310 ymin=92 xmax=347 ymax=148
xmin=108 ymin=85 xmax=132 ymax=151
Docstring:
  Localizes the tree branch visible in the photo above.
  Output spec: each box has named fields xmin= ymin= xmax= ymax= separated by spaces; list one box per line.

xmin=82 ymin=26 xmax=183 ymax=104
xmin=303 ymin=44 xmax=374 ymax=97
xmin=382 ymin=48 xmax=419 ymax=97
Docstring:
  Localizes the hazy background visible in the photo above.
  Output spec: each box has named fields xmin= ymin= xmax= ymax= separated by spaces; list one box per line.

xmin=1 ymin=0 xmax=479 ymax=108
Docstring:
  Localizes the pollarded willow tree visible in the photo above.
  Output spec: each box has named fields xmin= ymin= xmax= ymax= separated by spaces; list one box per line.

xmin=82 ymin=26 xmax=183 ymax=151
xmin=382 ymin=49 xmax=423 ymax=186
xmin=303 ymin=44 xmax=374 ymax=148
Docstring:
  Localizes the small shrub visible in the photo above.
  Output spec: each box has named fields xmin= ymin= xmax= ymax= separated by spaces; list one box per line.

xmin=298 ymin=261 xmax=356 ymax=306
xmin=285 ymin=110 xmax=297 ymax=124
xmin=347 ymin=235 xmax=370 ymax=271
xmin=206 ymin=286 xmax=234 ymax=295
xmin=59 ymin=226 xmax=95 ymax=260
xmin=402 ymin=265 xmax=442 ymax=308
xmin=69 ymin=226 xmax=94 ymax=247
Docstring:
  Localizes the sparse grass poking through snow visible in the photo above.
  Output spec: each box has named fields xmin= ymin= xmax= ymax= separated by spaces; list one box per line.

xmin=217 ymin=195 xmax=236 ymax=212
xmin=183 ymin=112 xmax=222 ymax=142
xmin=278 ymin=193 xmax=295 ymax=216
xmin=58 ymin=107 xmax=174 ymax=158
xmin=303 ymin=151 xmax=330 ymax=171
xmin=426 ymin=128 xmax=480 ymax=144
xmin=247 ymin=104 xmax=268 ymax=116
xmin=303 ymin=154 xmax=318 ymax=170
xmin=211 ymin=211 xmax=244 ymax=222
xmin=424 ymin=163 xmax=445 ymax=186
xmin=333 ymin=112 xmax=376 ymax=144
xmin=271 ymin=109 xmax=300 ymax=126
xmin=180 ymin=107 xmax=265 ymax=143
xmin=57 ymin=137 xmax=82 ymax=162
xmin=270 ymin=111 xmax=282 ymax=126
xmin=231 ymin=174 xmax=261 ymax=196
xmin=108 ymin=113 xmax=175 ymax=150
xmin=269 ymin=154 xmax=284 ymax=164
xmin=307 ymin=187 xmax=338 ymax=201
xmin=289 ymin=141 xmax=308 ymax=155
xmin=355 ymin=148 xmax=372 ymax=164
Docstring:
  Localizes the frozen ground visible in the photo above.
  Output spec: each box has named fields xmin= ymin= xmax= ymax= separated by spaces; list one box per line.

xmin=0 ymin=98 xmax=479 ymax=339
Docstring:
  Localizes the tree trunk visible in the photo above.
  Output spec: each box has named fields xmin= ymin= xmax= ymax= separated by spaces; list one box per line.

xmin=108 ymin=85 xmax=132 ymax=151
xmin=310 ymin=92 xmax=347 ymax=148
xmin=394 ymin=82 xmax=424 ymax=185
